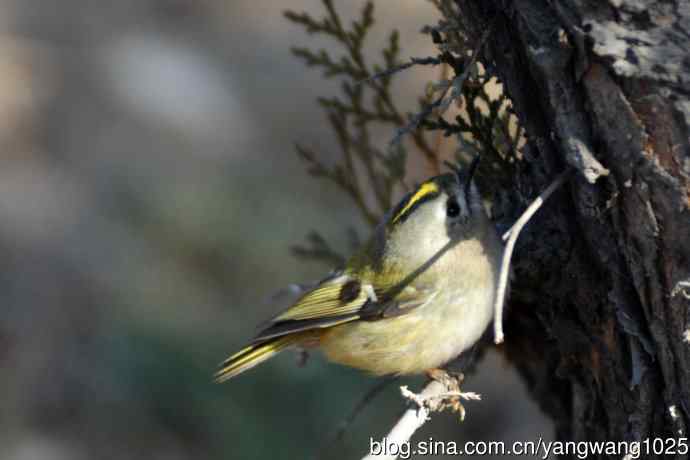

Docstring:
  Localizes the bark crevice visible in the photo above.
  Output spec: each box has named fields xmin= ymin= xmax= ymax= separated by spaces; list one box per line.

xmin=455 ymin=0 xmax=690 ymax=453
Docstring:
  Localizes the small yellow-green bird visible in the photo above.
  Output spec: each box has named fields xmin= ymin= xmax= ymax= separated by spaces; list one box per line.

xmin=215 ymin=160 xmax=502 ymax=381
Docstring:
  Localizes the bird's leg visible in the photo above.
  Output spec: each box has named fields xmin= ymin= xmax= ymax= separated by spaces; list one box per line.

xmin=295 ymin=333 xmax=320 ymax=368
xmin=399 ymin=369 xmax=481 ymax=421
xmin=425 ymin=368 xmax=480 ymax=421
xmin=296 ymin=349 xmax=310 ymax=368
xmin=427 ymin=368 xmax=463 ymax=389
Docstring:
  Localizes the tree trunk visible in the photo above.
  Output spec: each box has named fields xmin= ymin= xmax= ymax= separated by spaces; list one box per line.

xmin=453 ymin=0 xmax=690 ymax=456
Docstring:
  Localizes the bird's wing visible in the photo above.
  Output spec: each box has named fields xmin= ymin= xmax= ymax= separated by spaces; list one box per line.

xmin=359 ymin=284 xmax=437 ymax=320
xmin=252 ymin=273 xmax=435 ymax=342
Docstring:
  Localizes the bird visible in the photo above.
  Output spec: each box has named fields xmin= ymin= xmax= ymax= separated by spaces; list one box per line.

xmin=215 ymin=158 xmax=502 ymax=384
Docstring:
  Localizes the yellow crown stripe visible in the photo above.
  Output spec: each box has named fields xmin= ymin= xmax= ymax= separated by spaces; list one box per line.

xmin=392 ymin=181 xmax=439 ymax=223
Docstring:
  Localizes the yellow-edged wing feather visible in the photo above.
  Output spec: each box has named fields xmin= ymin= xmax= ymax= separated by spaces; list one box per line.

xmin=216 ymin=271 xmax=435 ymax=380
xmin=215 ymin=274 xmax=372 ymax=381
xmin=271 ymin=274 xmax=369 ymax=322
xmin=215 ymin=335 xmax=298 ymax=382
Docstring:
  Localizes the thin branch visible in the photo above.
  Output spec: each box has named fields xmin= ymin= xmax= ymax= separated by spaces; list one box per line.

xmin=390 ymin=24 xmax=492 ymax=149
xmin=358 ymin=56 xmax=443 ymax=85
xmin=287 ymin=1 xmax=416 ymax=224
xmin=361 ymin=381 xmax=442 ymax=460
xmin=360 ymin=380 xmax=480 ymax=460
xmin=493 ymin=167 xmax=574 ymax=344
xmin=431 ymin=63 xmax=451 ymax=161
xmin=291 ymin=230 xmax=347 ymax=268
xmin=316 ymin=376 xmax=397 ymax=459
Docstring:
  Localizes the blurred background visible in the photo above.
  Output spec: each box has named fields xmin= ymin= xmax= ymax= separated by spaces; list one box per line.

xmin=0 ymin=1 xmax=553 ymax=458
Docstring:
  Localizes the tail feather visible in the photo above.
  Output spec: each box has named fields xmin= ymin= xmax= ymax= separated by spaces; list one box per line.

xmin=214 ymin=335 xmax=297 ymax=382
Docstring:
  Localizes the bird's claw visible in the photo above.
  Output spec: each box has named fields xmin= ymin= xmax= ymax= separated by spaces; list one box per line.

xmin=425 ymin=369 xmax=480 ymax=421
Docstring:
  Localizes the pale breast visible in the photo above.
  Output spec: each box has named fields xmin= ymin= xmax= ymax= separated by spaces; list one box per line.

xmin=319 ymin=284 xmax=495 ymax=375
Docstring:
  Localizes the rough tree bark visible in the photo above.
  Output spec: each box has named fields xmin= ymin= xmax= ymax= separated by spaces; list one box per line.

xmin=451 ymin=0 xmax=689 ymax=457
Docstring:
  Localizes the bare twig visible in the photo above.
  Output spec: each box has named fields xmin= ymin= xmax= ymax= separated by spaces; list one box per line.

xmin=399 ymin=385 xmax=481 ymax=407
xmin=361 ymin=381 xmax=442 ymax=460
xmin=360 ymin=380 xmax=480 ymax=460
xmin=291 ymin=230 xmax=347 ymax=268
xmin=359 ymin=56 xmax=443 ymax=85
xmin=431 ymin=63 xmax=450 ymax=160
xmin=390 ymin=24 xmax=492 ymax=149
xmin=316 ymin=376 xmax=397 ymax=459
xmin=493 ymin=167 xmax=574 ymax=344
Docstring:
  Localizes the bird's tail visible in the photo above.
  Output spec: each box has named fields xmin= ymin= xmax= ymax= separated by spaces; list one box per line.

xmin=214 ymin=335 xmax=298 ymax=382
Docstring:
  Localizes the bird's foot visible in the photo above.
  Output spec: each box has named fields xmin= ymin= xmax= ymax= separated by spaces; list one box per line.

xmin=424 ymin=368 xmax=481 ymax=421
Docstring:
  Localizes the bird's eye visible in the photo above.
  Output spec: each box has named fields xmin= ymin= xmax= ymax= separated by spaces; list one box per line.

xmin=446 ymin=198 xmax=460 ymax=218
